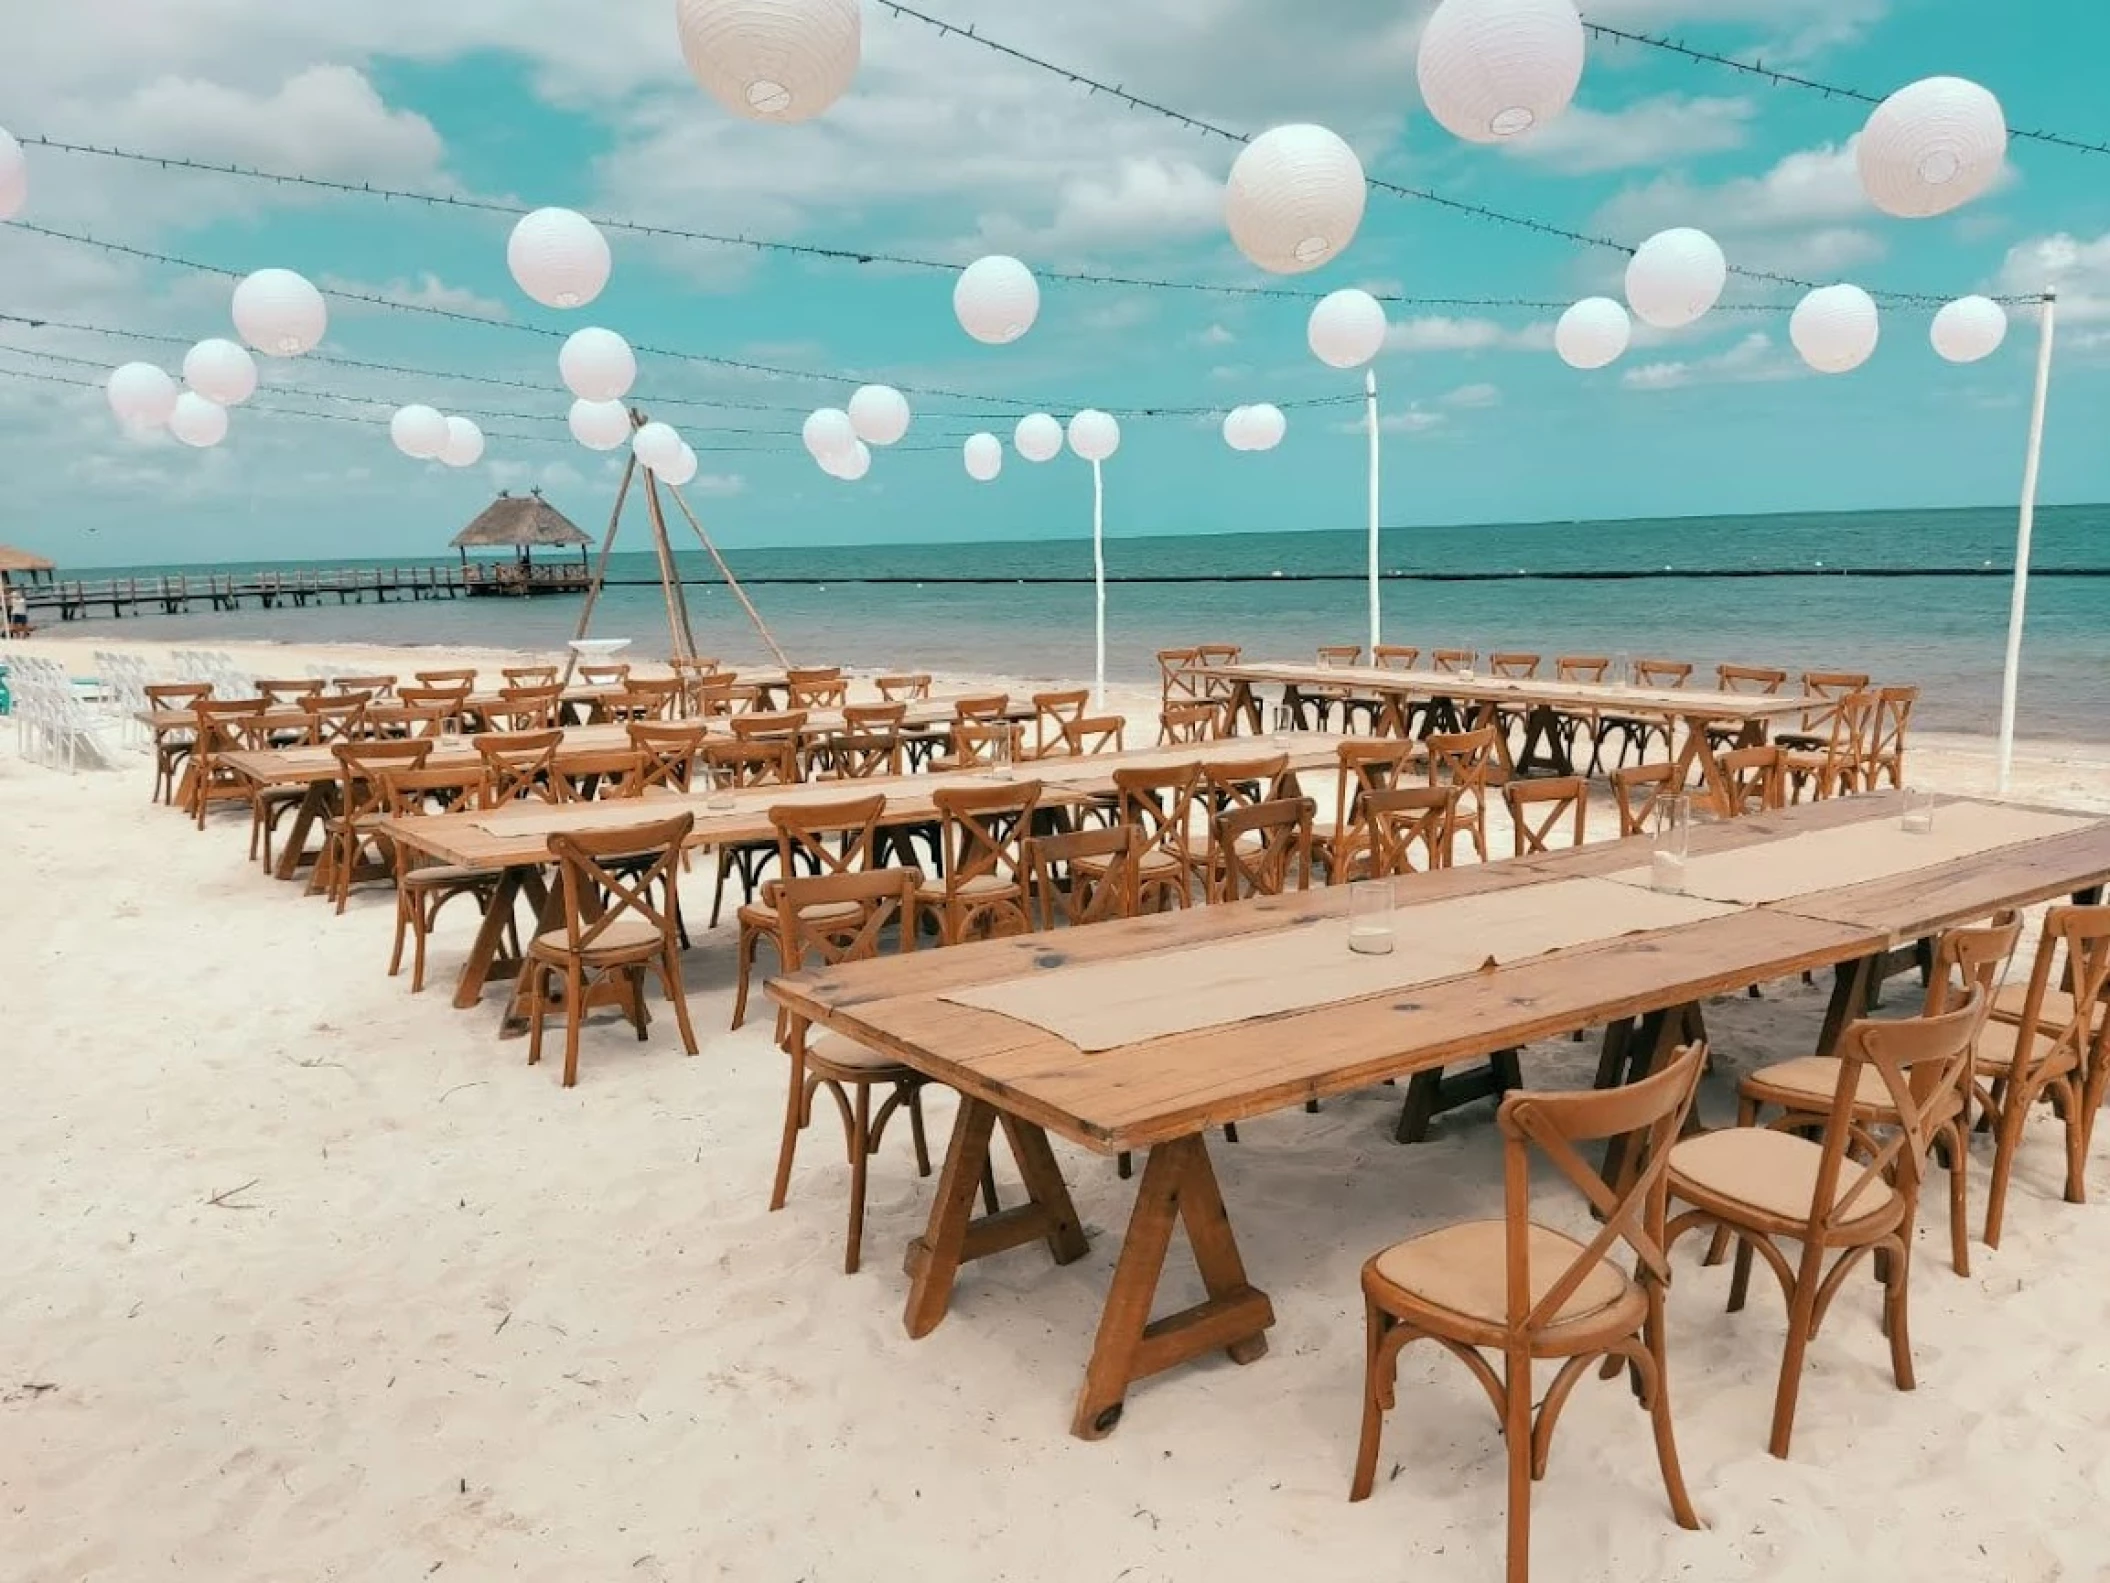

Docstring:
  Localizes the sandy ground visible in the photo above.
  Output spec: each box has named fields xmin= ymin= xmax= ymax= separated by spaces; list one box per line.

xmin=5 ymin=634 xmax=2110 ymax=1582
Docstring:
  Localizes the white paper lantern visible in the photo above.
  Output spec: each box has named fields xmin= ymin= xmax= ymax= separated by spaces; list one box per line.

xmin=440 ymin=416 xmax=486 ymax=468
xmin=1015 ymin=412 xmax=1063 ymax=463
xmin=954 ymin=255 xmax=1041 ymax=345
xmin=1789 ymin=284 xmax=1880 ymax=375
xmin=659 ymin=442 xmax=700 ymax=487
xmin=106 ymin=363 xmax=178 ymax=430
xmin=391 ymin=404 xmax=450 ymax=460
xmin=1417 ymin=0 xmax=1585 ymax=143
xmin=181 ymin=338 xmax=259 ymax=407
xmin=1930 ymin=295 xmax=2008 ymax=364
xmin=675 ymin=0 xmax=861 ymax=124
xmin=1224 ymin=124 xmax=1367 ymax=276
xmin=848 ymin=384 xmax=910 ymax=446
xmin=1307 ymin=288 xmax=1388 ymax=369
xmin=1857 ymin=76 xmax=2007 ymax=220
xmin=559 ymin=327 xmax=636 ymax=402
xmin=820 ymin=439 xmax=871 ymax=481
xmin=1222 ymin=406 xmax=1253 ymax=451
xmin=569 ymin=398 xmax=632 ymax=451
xmin=963 ymin=432 xmax=1003 ymax=482
xmin=0 ymin=127 xmax=27 ymax=221
xmin=231 ymin=268 xmax=328 ymax=358
xmin=1554 ymin=297 xmax=1632 ymax=370
xmin=507 ymin=207 xmax=612 ymax=309
xmin=169 ymin=392 xmax=229 ymax=449
xmin=1242 ymin=404 xmax=1286 ymax=452
xmin=802 ymin=406 xmax=857 ymax=460
xmin=1624 ymin=228 xmax=1727 ymax=330
xmin=1067 ymin=409 xmax=1121 ymax=463
xmin=633 ymin=421 xmax=686 ymax=473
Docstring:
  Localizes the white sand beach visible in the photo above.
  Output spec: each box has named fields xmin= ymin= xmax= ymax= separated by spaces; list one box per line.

xmin=5 ymin=635 xmax=2110 ymax=1582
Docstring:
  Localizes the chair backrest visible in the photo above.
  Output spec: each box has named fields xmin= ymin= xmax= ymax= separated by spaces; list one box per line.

xmin=1610 ymin=763 xmax=1677 ymax=839
xmin=415 ymin=669 xmax=477 ymax=689
xmin=1157 ymin=647 xmax=1204 ymax=706
xmin=688 ymin=673 xmax=742 ymax=719
xmin=770 ymin=792 xmax=883 ymax=881
xmin=1113 ymin=761 xmax=1202 ymax=871
xmin=788 ymin=677 xmax=849 ymax=710
xmin=193 ymin=696 xmax=272 ymax=757
xmin=731 ymin=709 xmax=810 ymax=743
xmin=503 ymin=665 xmax=558 ymax=687
xmin=1504 ymin=775 xmax=1587 ymax=856
xmin=544 ymin=812 xmax=693 ymax=957
xmin=825 ymin=731 xmax=903 ymax=780
xmin=1030 ymin=689 xmax=1091 ymax=756
xmin=1816 ymin=991 xmax=1986 ymax=1214
xmin=1868 ymin=686 xmax=1917 ymax=783
xmin=1718 ymin=745 xmax=1783 ymax=816
xmin=1989 ymin=905 xmax=2110 ymax=1083
xmin=785 ymin=665 xmax=842 ymax=686
xmin=299 ymin=692 xmax=371 ymax=745
xmin=1200 ymin=752 xmax=1290 ymax=814
xmin=1494 ymin=1043 xmax=1707 ymax=1337
xmin=1212 ymin=797 xmax=1314 ymax=902
xmin=1158 ymin=702 xmax=1220 ymax=746
xmin=704 ymin=737 xmax=797 ymax=789
xmin=492 ymin=684 xmax=562 ymax=732
xmin=1431 ymin=649 xmax=1475 ymax=674
xmin=626 ymin=721 xmax=709 ymax=793
xmin=776 ymin=868 xmax=920 ymax=1051
xmin=1316 ymin=644 xmax=1362 ymax=668
xmin=398 ymin=684 xmax=471 ymax=711
xmin=335 ymin=738 xmax=434 ymax=820
xmin=577 ymin=663 xmax=631 ymax=687
xmin=330 ymin=674 xmax=398 ymax=697
xmin=1372 ymin=644 xmax=1419 ymax=670
xmin=377 ymin=762 xmax=488 ymax=819
xmin=875 ymin=673 xmax=932 ymax=702
xmin=844 ymin=701 xmax=907 ymax=732
xmin=1425 ymin=726 xmax=1497 ymax=816
xmin=1715 ymin=663 xmax=1787 ymax=695
xmin=1633 ymin=659 xmax=1690 ymax=689
xmin=952 ymin=693 xmax=1010 ymax=726
xmin=933 ymin=780 xmax=1042 ymax=909
xmin=475 ymin=729 xmax=564 ymax=806
xmin=1489 ymin=652 xmax=1540 ymax=679
xmin=1361 ymin=786 xmax=1455 ymax=877
xmin=254 ymin=678 xmax=314 ymax=704
xmin=1332 ymin=737 xmax=1421 ymax=841
xmin=1796 ymin=670 xmax=1871 ymax=736
xmin=1555 ymin=655 xmax=1609 ymax=683
xmin=1029 ymin=825 xmax=1141 ymax=930
xmin=553 ymin=748 xmax=648 ymax=802
xmin=1059 ymin=714 xmax=1126 ymax=756
xmin=1817 ymin=690 xmax=1880 ymax=774
xmin=1923 ymin=911 xmax=2022 ymax=1019
xmin=147 ymin=681 xmax=214 ymax=713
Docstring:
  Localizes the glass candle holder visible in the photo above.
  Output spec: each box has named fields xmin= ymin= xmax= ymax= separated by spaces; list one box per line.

xmin=1612 ymin=652 xmax=1632 ymax=689
xmin=989 ymin=730 xmax=1015 ymax=780
xmin=1348 ymin=879 xmax=1396 ymax=955
xmin=1271 ymin=703 xmax=1296 ymax=745
xmin=440 ymin=714 xmax=461 ymax=740
xmin=703 ymin=766 xmax=736 ymax=811
xmin=1901 ymin=787 xmax=1935 ymax=835
xmin=1651 ymin=794 xmax=1690 ymax=894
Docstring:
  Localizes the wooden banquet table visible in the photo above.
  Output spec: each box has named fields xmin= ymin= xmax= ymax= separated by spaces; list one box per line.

xmin=768 ymin=792 xmax=2110 ymax=1441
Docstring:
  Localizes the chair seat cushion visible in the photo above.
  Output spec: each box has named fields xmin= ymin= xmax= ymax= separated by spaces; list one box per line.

xmin=1989 ymin=980 xmax=2086 ymax=1031
xmin=531 ymin=918 xmax=664 ymax=959
xmin=915 ymin=873 xmax=1021 ymax=902
xmin=737 ymin=897 xmax=863 ymax=928
xmin=1368 ymin=1219 xmax=1632 ymax=1329
xmin=806 ymin=1032 xmax=917 ymax=1077
xmin=402 ymin=863 xmax=500 ymax=889
xmin=1741 ymin=1055 xmax=1891 ymax=1112
xmin=1669 ymin=1127 xmax=1897 ymax=1229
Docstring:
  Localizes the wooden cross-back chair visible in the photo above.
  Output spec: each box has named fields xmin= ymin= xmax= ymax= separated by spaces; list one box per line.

xmin=1731 ymin=914 xmax=2018 ymax=1277
xmin=1972 ymin=904 xmax=2110 ymax=1250
xmin=626 ymin=721 xmax=709 ymax=795
xmin=1156 ymin=647 xmax=1205 ymax=708
xmin=1667 ymin=992 xmax=1984 ymax=1459
xmin=329 ymin=673 xmax=397 ymax=698
xmin=1426 ymin=726 xmax=1499 ymax=863
xmin=415 ymin=668 xmax=477 ymax=690
xmin=843 ymin=701 xmax=906 ymax=733
xmin=1028 ymin=824 xmax=1142 ymax=931
xmin=1595 ymin=661 xmax=1688 ymax=770
xmin=703 ymin=737 xmax=801 ymax=926
xmin=248 ymin=710 xmax=325 ymax=866
xmin=1555 ymin=655 xmax=1609 ymax=683
xmin=1610 ymin=763 xmax=1677 ymax=839
xmin=552 ymin=748 xmax=648 ymax=804
xmin=686 ymin=673 xmax=742 ymax=720
xmin=1718 ymin=745 xmax=1784 ymax=817
xmin=1210 ymin=797 xmax=1314 ymax=903
xmin=1372 ymin=644 xmax=1419 ymax=670
xmin=730 ymin=709 xmax=809 ymax=746
xmin=822 ymin=731 xmax=903 ymax=781
xmin=1488 ymin=652 xmax=1540 ymax=679
xmin=475 ymin=729 xmax=565 ymax=808
xmin=490 ymin=685 xmax=562 ymax=733
xmin=920 ymin=780 xmax=1042 ymax=945
xmin=1704 ymin=664 xmax=1791 ymax=754
xmin=324 ymin=738 xmax=433 ymax=913
xmin=397 ymin=685 xmax=470 ymax=736
xmin=1028 ymin=689 xmax=1090 ymax=759
xmin=1417 ymin=650 xmax=1478 ymax=736
xmin=875 ymin=673 xmax=932 ymax=702
xmin=1351 ymin=1044 xmax=1708 ymax=1583
xmin=502 ymin=665 xmax=558 ymax=688
xmin=600 ymin=678 xmax=680 ymax=724
xmin=577 ymin=663 xmax=631 ymax=688
xmin=1317 ymin=737 xmax=1420 ymax=882
xmin=1316 ymin=644 xmax=1362 ymax=668
xmin=931 ymin=718 xmax=1022 ymax=774
xmin=1782 ymin=690 xmax=1877 ymax=803
xmin=1082 ymin=761 xmax=1202 ymax=911
xmin=378 ymin=763 xmax=516 ymax=994
xmin=1551 ymin=657 xmax=1609 ymax=768
xmin=188 ymin=697 xmax=271 ymax=829
xmin=253 ymin=678 xmax=313 ymax=705
xmin=732 ymin=793 xmax=885 ymax=1030
xmin=1157 ymin=701 xmax=1221 ymax=746
xmin=299 ymin=691 xmax=370 ymax=746
xmin=788 ymin=677 xmax=850 ymax=711
xmin=1058 ymin=714 xmax=1126 ymax=756
xmin=1864 ymin=685 xmax=1917 ymax=790
xmin=1361 ymin=786 xmax=1455 ymax=880
xmin=1775 ymin=670 xmax=1872 ymax=751
xmin=1430 ymin=649 xmax=1475 ymax=674
xmin=1503 ymin=775 xmax=1587 ymax=857
xmin=1194 ymin=752 xmax=1292 ymax=893
xmin=523 ymin=812 xmax=699 ymax=1089
xmin=145 ymin=681 xmax=214 ymax=805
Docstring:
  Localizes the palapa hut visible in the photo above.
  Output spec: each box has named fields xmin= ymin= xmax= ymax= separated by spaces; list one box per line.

xmin=451 ymin=488 xmax=593 ymax=597
xmin=1 ymin=545 xmax=54 ymax=631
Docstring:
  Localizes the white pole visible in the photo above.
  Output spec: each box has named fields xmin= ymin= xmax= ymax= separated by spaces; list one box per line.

xmin=1366 ymin=367 xmax=1381 ymax=653
xmin=1092 ymin=457 xmax=1107 ymax=710
xmin=1996 ymin=288 xmax=2057 ymax=795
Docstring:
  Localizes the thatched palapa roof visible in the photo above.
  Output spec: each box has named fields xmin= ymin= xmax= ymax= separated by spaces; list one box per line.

xmin=451 ymin=489 xmax=591 ymax=550
xmin=0 ymin=544 xmax=55 ymax=574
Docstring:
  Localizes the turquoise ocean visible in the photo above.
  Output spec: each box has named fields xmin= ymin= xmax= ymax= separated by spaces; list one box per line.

xmin=30 ymin=504 xmax=2110 ymax=740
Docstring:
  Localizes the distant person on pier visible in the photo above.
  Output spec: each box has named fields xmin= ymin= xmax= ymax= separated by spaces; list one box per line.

xmin=5 ymin=583 xmax=27 ymax=638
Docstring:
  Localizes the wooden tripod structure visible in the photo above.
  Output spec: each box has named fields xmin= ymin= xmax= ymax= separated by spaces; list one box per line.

xmin=561 ymin=408 xmax=791 ymax=680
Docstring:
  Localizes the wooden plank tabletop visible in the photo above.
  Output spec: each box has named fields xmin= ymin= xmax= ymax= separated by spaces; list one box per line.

xmin=1209 ymin=660 xmax=1814 ymax=720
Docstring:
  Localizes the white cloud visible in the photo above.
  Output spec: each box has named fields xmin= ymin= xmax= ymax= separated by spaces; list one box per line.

xmin=119 ymin=66 xmax=444 ymax=183
xmin=1385 ymin=316 xmax=1551 ymax=353
xmin=1442 ymin=382 xmax=1501 ymax=408
xmin=320 ymin=272 xmax=513 ymax=322
xmin=1196 ymin=324 xmax=1237 ymax=347
xmin=1343 ymin=406 xmax=1446 ymax=436
xmin=686 ymin=472 xmax=746 ymax=498
xmin=1620 ymin=331 xmax=1802 ymax=391
xmin=1994 ymin=233 xmax=2110 ymax=322
xmin=1507 ymin=95 xmax=1754 ymax=175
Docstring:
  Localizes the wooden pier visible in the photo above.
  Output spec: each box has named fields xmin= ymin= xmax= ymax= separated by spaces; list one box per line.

xmin=19 ymin=561 xmax=591 ymax=622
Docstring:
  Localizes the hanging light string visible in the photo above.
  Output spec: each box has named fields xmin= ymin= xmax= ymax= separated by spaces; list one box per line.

xmin=1579 ymin=20 xmax=2110 ymax=158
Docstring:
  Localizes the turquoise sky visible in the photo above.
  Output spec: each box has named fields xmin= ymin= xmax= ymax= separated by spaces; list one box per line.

xmin=2 ymin=0 xmax=2107 ymax=569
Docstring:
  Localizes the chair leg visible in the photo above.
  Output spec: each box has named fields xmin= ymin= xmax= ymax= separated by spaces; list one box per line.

xmin=1945 ymin=1122 xmax=1971 ymax=1277
xmin=525 ymin=963 xmax=548 ymax=1069
xmin=1984 ymin=1094 xmax=2027 ymax=1248
xmin=410 ymin=901 xmax=432 ymax=994
xmin=845 ymin=1083 xmax=873 ymax=1275
xmin=769 ymin=1059 xmax=810 ymax=1212
xmin=388 ymin=897 xmax=409 ymax=979
xmin=907 ymin=1084 xmax=932 ymax=1177
xmin=661 ymin=949 xmax=700 ymax=1056
xmin=561 ymin=962 xmax=585 ymax=1088
xmin=1503 ymin=1348 xmax=1534 ymax=1582
xmin=1884 ymin=1236 xmax=1916 ymax=1393
xmin=730 ymin=923 xmax=759 ymax=1030
xmin=1348 ymin=1300 xmax=1389 ymax=1502
xmin=1640 ymin=1294 xmax=1701 ymax=1530
xmin=1766 ymin=1274 xmax=1820 ymax=1460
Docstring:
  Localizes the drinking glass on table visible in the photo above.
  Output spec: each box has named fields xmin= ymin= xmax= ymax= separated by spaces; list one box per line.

xmin=1651 ymin=795 xmax=1690 ymax=894
xmin=704 ymin=765 xmax=736 ymax=811
xmin=989 ymin=728 xmax=1015 ymax=780
xmin=1349 ymin=879 xmax=1397 ymax=955
xmin=440 ymin=713 xmax=461 ymax=740
xmin=1612 ymin=652 xmax=1632 ymax=689
xmin=1271 ymin=703 xmax=1297 ymax=745
xmin=1900 ymin=787 xmax=1935 ymax=835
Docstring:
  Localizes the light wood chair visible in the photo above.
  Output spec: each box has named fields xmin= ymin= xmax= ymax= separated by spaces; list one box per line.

xmin=1157 ymin=702 xmax=1220 ymax=746
xmin=788 ymin=676 xmax=850 ymax=711
xmin=1595 ymin=661 xmax=1688 ymax=770
xmin=603 ymin=679 xmax=681 ymax=723
xmin=145 ymin=681 xmax=214 ymax=805
xmin=821 ymin=731 xmax=903 ymax=781
xmin=489 ymin=685 xmax=563 ymax=733
xmin=1196 ymin=751 xmax=1291 ymax=895
xmin=1427 ymin=726 xmax=1499 ymax=863
xmin=1372 ymin=644 xmax=1420 ymax=670
xmin=1666 ymin=991 xmax=1984 ymax=1458
xmin=1029 ymin=689 xmax=1090 ymax=758
xmin=702 ymin=738 xmax=799 ymax=927
xmin=875 ymin=673 xmax=932 ymax=702
xmin=1431 ymin=649 xmax=1475 ymax=674
xmin=329 ymin=674 xmax=398 ymax=698
xmin=253 ymin=678 xmax=314 ymax=705
xmin=415 ymin=668 xmax=477 ymax=690
xmin=1028 ymin=825 xmax=1141 ymax=931
xmin=523 ymin=812 xmax=699 ymax=1088
xmin=1704 ymin=664 xmax=1790 ymax=755
xmin=1864 ymin=686 xmax=1917 ymax=790
xmin=324 ymin=739 xmax=433 ymax=912
xmin=1058 ymin=714 xmax=1126 ymax=756
xmin=1317 ymin=738 xmax=1422 ymax=882
xmin=1351 ymin=1044 xmax=1707 ymax=1583
xmin=1316 ymin=644 xmax=1362 ymax=667
xmin=552 ymin=748 xmax=648 ymax=804
xmin=1718 ymin=745 xmax=1784 ymax=816
xmin=577 ymin=663 xmax=631 ymax=689
xmin=732 ymin=793 xmax=883 ymax=1030
xmin=188 ymin=697 xmax=271 ymax=829
xmin=1489 ymin=652 xmax=1540 ymax=679
xmin=1782 ymin=690 xmax=1877 ymax=802
xmin=1504 ymin=776 xmax=1587 ymax=856
xmin=1610 ymin=763 xmax=1676 ymax=839
xmin=474 ymin=729 xmax=564 ymax=807
xmin=1361 ymin=785 xmax=1455 ymax=880
xmin=627 ymin=721 xmax=710 ymax=795
xmin=379 ymin=763 xmax=517 ymax=993
xmin=1210 ymin=797 xmax=1314 ymax=902
xmin=1774 ymin=670 xmax=1871 ymax=751
xmin=918 ymin=781 xmax=1041 ymax=944
xmin=502 ymin=665 xmax=558 ymax=687
xmin=1082 ymin=762 xmax=1202 ymax=911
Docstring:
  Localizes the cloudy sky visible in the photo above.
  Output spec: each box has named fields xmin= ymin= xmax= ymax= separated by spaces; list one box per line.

xmin=2 ymin=0 xmax=2105 ymax=569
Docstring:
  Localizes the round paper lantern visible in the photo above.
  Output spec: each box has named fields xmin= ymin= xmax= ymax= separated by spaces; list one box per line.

xmin=1624 ymin=228 xmax=1726 ymax=330
xmin=106 ymin=362 xmax=178 ymax=429
xmin=440 ymin=416 xmax=486 ymax=468
xmin=507 ymin=207 xmax=612 ymax=309
xmin=1242 ymin=404 xmax=1286 ymax=452
xmin=820 ymin=439 xmax=871 ymax=481
xmin=848 ymin=384 xmax=910 ymax=446
xmin=1857 ymin=77 xmax=2007 ymax=220
xmin=954 ymin=255 xmax=1041 ymax=345
xmin=569 ymin=398 xmax=632 ymax=451
xmin=168 ymin=392 xmax=229 ymax=449
xmin=0 ymin=127 xmax=26 ymax=221
xmin=1417 ymin=0 xmax=1585 ymax=143
xmin=1067 ymin=409 xmax=1121 ymax=463
xmin=1308 ymin=288 xmax=1388 ymax=369
xmin=1930 ymin=295 xmax=2007 ymax=364
xmin=1789 ymin=284 xmax=1880 ymax=375
xmin=1554 ymin=297 xmax=1632 ymax=370
xmin=1224 ymin=124 xmax=1367 ymax=276
xmin=802 ymin=406 xmax=857 ymax=460
xmin=391 ymin=404 xmax=450 ymax=460
xmin=231 ymin=268 xmax=328 ymax=357
xmin=1222 ymin=406 xmax=1254 ymax=451
xmin=181 ymin=338 xmax=259 ymax=407
xmin=633 ymin=421 xmax=685 ymax=473
xmin=659 ymin=443 xmax=700 ymax=487
xmin=1015 ymin=412 xmax=1063 ymax=463
xmin=675 ymin=0 xmax=861 ymax=124
xmin=963 ymin=432 xmax=1003 ymax=482
xmin=558 ymin=327 xmax=636 ymax=402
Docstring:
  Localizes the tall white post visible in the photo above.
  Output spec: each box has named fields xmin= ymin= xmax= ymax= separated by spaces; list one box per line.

xmin=1366 ymin=367 xmax=1381 ymax=652
xmin=1092 ymin=457 xmax=1107 ymax=710
xmin=1997 ymin=288 xmax=2057 ymax=795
